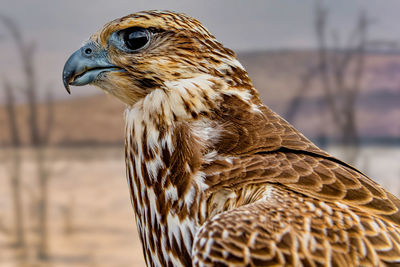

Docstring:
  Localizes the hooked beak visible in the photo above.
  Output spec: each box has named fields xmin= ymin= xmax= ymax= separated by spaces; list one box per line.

xmin=62 ymin=42 xmax=122 ymax=94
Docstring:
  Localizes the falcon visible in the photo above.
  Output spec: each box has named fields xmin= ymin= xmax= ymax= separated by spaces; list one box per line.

xmin=62 ymin=11 xmax=400 ymax=266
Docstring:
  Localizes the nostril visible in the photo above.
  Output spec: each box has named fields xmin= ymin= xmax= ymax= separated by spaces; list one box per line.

xmin=84 ymin=47 xmax=92 ymax=55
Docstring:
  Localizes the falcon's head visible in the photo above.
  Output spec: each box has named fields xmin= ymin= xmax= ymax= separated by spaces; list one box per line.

xmin=63 ymin=10 xmax=253 ymax=106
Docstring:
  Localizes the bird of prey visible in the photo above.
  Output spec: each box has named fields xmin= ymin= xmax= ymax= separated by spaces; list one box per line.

xmin=62 ymin=10 xmax=400 ymax=267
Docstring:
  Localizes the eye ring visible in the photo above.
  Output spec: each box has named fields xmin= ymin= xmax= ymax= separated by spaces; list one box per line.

xmin=84 ymin=47 xmax=92 ymax=55
xmin=121 ymin=27 xmax=150 ymax=51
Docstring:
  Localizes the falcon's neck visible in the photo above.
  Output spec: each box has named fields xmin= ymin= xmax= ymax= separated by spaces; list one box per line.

xmin=124 ymin=74 xmax=234 ymax=266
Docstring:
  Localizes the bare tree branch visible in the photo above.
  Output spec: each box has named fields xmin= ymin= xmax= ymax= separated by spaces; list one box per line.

xmin=2 ymin=78 xmax=25 ymax=249
xmin=284 ymin=64 xmax=321 ymax=122
xmin=3 ymin=79 xmax=21 ymax=147
xmin=0 ymin=14 xmax=41 ymax=146
xmin=314 ymin=2 xmax=342 ymax=125
xmin=1 ymin=14 xmax=54 ymax=261
xmin=285 ymin=1 xmax=371 ymax=163
xmin=41 ymin=85 xmax=54 ymax=145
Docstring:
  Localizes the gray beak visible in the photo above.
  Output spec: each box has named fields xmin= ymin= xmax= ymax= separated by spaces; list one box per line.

xmin=62 ymin=42 xmax=121 ymax=94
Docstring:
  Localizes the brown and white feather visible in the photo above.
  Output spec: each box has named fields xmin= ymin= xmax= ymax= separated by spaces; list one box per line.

xmin=69 ymin=10 xmax=400 ymax=267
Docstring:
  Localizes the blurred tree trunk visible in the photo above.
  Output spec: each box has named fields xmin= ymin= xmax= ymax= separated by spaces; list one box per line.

xmin=315 ymin=3 xmax=369 ymax=164
xmin=35 ymin=88 xmax=54 ymax=260
xmin=3 ymin=79 xmax=26 ymax=253
xmin=35 ymin=146 xmax=49 ymax=260
xmin=1 ymin=14 xmax=54 ymax=261
xmin=285 ymin=2 xmax=369 ymax=164
xmin=284 ymin=65 xmax=320 ymax=123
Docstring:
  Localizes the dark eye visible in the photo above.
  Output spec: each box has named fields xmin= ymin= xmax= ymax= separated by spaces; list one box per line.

xmin=122 ymin=27 xmax=150 ymax=51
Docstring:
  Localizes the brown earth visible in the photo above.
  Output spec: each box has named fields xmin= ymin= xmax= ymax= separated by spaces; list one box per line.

xmin=1 ymin=146 xmax=400 ymax=267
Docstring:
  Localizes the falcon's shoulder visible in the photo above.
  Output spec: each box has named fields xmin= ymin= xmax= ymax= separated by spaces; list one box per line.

xmin=193 ymin=186 xmax=400 ymax=266
xmin=205 ymin=95 xmax=400 ymax=226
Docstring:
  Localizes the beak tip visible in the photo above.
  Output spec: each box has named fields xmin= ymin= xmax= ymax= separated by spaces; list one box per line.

xmin=63 ymin=77 xmax=71 ymax=94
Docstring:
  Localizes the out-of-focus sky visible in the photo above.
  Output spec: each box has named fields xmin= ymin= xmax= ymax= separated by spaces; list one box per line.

xmin=1 ymin=0 xmax=400 ymax=100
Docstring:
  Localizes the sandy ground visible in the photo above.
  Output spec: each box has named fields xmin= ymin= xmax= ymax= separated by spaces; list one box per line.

xmin=0 ymin=147 xmax=145 ymax=267
xmin=0 ymin=145 xmax=399 ymax=267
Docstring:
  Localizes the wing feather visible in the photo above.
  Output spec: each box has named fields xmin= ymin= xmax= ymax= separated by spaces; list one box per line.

xmin=202 ymin=152 xmax=400 ymax=227
xmin=193 ymin=186 xmax=400 ymax=266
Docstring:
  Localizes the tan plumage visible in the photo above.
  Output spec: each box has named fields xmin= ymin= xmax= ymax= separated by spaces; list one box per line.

xmin=62 ymin=10 xmax=400 ymax=266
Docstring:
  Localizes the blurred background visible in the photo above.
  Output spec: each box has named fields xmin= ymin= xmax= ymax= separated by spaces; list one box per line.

xmin=0 ymin=0 xmax=399 ymax=266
